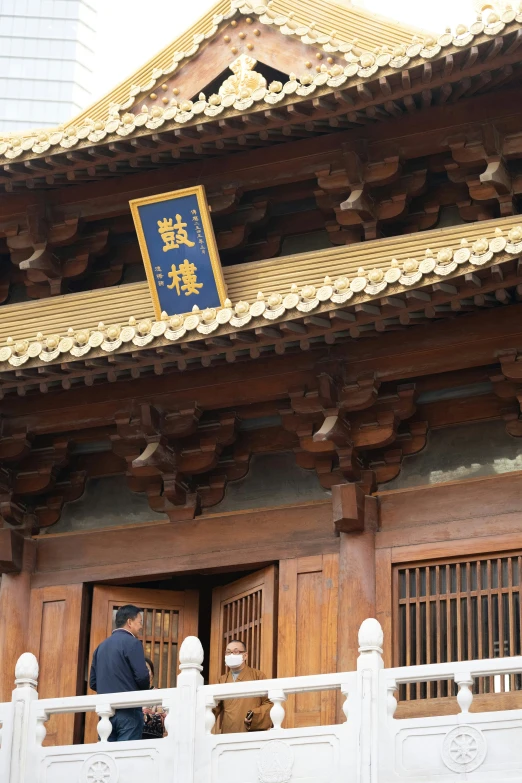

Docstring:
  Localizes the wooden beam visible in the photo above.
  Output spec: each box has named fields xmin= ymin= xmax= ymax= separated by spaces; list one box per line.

xmin=32 ymin=501 xmax=337 ymax=586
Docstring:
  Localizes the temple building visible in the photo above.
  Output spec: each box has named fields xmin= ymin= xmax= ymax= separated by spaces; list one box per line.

xmin=1 ymin=0 xmax=522 ymax=755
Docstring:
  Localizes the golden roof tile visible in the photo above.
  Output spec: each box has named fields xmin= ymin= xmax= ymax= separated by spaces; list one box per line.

xmin=1 ymin=1 xmax=519 ymax=164
xmin=72 ymin=0 xmax=429 ymax=128
xmin=0 ymin=214 xmax=520 ymax=369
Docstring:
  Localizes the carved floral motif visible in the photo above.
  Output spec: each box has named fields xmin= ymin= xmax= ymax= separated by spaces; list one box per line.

xmin=218 ymin=54 xmax=267 ymax=103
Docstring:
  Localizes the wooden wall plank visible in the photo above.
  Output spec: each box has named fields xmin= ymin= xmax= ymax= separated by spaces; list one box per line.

xmin=390 ymin=532 xmax=522 ymax=564
xmin=375 ymin=547 xmax=393 ymax=668
xmin=277 ymin=554 xmax=339 ymax=728
xmin=33 ymin=501 xmax=337 ymax=587
xmin=28 ymin=583 xmax=87 ymax=746
xmin=377 ymin=471 xmax=522 ymax=531
xmin=0 ymin=571 xmax=31 ymax=701
xmin=0 ymin=540 xmax=35 ymax=702
xmin=321 ymin=554 xmax=339 ymax=727
xmin=276 ymin=558 xmax=298 ymax=682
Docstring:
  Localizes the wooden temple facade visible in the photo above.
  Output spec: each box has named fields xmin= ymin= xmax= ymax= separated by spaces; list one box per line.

xmin=1 ymin=0 xmax=522 ymax=745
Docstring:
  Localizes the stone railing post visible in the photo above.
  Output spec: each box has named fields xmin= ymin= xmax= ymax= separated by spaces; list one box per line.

xmin=10 ymin=653 xmax=39 ymax=783
xmin=357 ymin=619 xmax=384 ymax=783
xmin=170 ymin=636 xmax=204 ymax=783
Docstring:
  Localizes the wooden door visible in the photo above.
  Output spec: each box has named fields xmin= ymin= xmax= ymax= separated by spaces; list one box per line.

xmin=86 ymin=585 xmax=198 ymax=741
xmin=28 ymin=584 xmax=87 ymax=746
xmin=209 ymin=566 xmax=276 ymax=684
xmin=278 ymin=555 xmax=339 ymax=728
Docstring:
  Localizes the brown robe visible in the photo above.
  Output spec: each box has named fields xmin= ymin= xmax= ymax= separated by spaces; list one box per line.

xmin=213 ymin=665 xmax=272 ymax=734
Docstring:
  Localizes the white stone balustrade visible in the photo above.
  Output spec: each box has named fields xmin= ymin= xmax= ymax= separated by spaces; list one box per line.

xmin=0 ymin=620 xmax=521 ymax=783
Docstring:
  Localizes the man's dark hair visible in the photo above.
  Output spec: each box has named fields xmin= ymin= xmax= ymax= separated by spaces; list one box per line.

xmin=227 ymin=639 xmax=246 ymax=651
xmin=115 ymin=605 xmax=141 ymax=628
xmin=145 ymin=656 xmax=154 ymax=677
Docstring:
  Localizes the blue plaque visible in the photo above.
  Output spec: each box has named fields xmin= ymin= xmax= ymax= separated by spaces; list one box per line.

xmin=130 ymin=185 xmax=227 ymax=319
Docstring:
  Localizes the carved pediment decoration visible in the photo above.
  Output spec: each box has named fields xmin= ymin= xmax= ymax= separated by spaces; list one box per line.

xmin=219 ymin=55 xmax=267 ymax=103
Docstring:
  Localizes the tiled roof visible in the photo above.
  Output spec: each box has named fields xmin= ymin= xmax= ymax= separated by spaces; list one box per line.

xmin=0 ymin=215 xmax=520 ymax=369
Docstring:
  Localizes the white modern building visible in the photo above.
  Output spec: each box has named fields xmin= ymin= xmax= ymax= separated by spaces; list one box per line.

xmin=0 ymin=0 xmax=97 ymax=132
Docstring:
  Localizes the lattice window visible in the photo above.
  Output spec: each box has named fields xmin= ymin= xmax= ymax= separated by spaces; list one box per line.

xmin=221 ymin=589 xmax=263 ymax=674
xmin=395 ymin=554 xmax=522 ymax=700
xmin=112 ymin=606 xmax=179 ymax=688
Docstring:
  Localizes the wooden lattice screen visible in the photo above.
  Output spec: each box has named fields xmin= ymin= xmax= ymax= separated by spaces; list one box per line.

xmin=221 ymin=589 xmax=263 ymax=672
xmin=395 ymin=554 xmax=522 ymax=700
xmin=210 ymin=566 xmax=276 ymax=684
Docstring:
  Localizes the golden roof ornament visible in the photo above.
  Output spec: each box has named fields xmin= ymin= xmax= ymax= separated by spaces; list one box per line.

xmin=474 ymin=0 xmax=521 ymax=15
xmin=219 ymin=54 xmax=267 ymax=101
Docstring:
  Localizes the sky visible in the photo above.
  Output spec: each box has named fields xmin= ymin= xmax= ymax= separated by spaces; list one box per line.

xmin=91 ymin=0 xmax=478 ymax=102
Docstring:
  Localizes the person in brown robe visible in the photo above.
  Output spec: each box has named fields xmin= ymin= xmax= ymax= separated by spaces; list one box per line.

xmin=213 ymin=639 xmax=272 ymax=734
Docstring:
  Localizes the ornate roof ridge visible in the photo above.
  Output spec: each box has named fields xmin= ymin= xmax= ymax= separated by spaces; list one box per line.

xmin=71 ymin=0 xmax=429 ymax=127
xmin=0 ymin=1 xmax=519 ymax=164
xmin=0 ymin=0 xmax=424 ymax=146
xmin=1 ymin=220 xmax=520 ymax=370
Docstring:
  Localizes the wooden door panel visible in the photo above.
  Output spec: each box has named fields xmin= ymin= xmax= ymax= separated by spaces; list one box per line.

xmin=278 ymin=554 xmax=339 ymax=728
xmin=210 ymin=566 xmax=276 ymax=684
xmin=28 ymin=584 xmax=87 ymax=746
xmin=90 ymin=586 xmax=198 ymax=687
xmin=86 ymin=585 xmax=198 ymax=742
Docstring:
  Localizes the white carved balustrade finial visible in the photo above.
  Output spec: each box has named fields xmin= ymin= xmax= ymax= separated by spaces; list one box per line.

xmin=268 ymin=689 xmax=286 ymax=730
xmin=386 ymin=679 xmax=398 ymax=718
xmin=205 ymin=695 xmax=217 ymax=735
xmin=358 ymin=618 xmax=384 ymax=654
xmin=454 ymin=672 xmax=474 ymax=713
xmin=15 ymin=653 xmax=39 ymax=689
xmin=96 ymin=704 xmax=114 ymax=742
xmin=179 ymin=635 xmax=204 ymax=671
xmin=35 ymin=710 xmax=49 ymax=746
xmin=340 ymin=683 xmax=350 ymax=723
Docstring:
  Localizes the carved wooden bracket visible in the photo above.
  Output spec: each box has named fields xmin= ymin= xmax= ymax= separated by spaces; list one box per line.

xmin=207 ymin=184 xmax=243 ymax=215
xmin=111 ymin=402 xmax=243 ymax=521
xmin=491 ymin=355 xmax=522 ymax=437
xmin=0 ymin=425 xmax=33 ymax=462
xmin=34 ymin=470 xmax=87 ymax=529
xmin=283 ymin=374 xmax=427 ymax=490
xmin=0 ymin=433 xmax=76 ymax=532
xmin=6 ymin=209 xmax=113 ymax=297
xmin=446 ymin=127 xmax=517 ymax=218
xmin=0 ymin=527 xmax=24 ymax=573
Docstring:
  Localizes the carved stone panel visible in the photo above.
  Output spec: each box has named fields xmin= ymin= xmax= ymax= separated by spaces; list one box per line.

xmin=441 ymin=725 xmax=487 ymax=774
xmin=81 ymin=754 xmax=119 ymax=783
xmin=257 ymin=740 xmax=294 ymax=783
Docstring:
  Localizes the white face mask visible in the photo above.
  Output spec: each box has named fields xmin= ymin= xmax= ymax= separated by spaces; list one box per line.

xmin=225 ymin=653 xmax=244 ymax=669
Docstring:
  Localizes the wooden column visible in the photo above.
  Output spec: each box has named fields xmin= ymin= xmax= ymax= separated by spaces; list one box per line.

xmin=333 ymin=484 xmax=378 ymax=675
xmin=0 ymin=536 xmax=34 ymax=701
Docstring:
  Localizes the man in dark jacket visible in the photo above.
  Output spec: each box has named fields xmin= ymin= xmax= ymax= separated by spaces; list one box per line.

xmin=89 ymin=604 xmax=150 ymax=742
